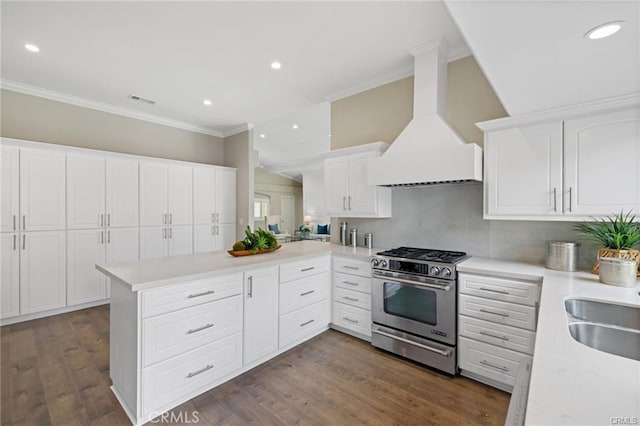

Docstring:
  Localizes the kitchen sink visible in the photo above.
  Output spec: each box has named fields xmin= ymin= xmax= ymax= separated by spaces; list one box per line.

xmin=568 ymin=322 xmax=640 ymax=361
xmin=564 ymin=298 xmax=640 ymax=330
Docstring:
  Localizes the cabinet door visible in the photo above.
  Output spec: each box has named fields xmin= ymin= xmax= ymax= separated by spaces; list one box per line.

xmin=20 ymin=231 xmax=66 ymax=314
xmin=67 ymin=153 xmax=106 ymax=229
xmin=168 ymin=165 xmax=193 ymax=226
xmin=1 ymin=146 xmax=19 ymax=233
xmin=168 ymin=225 xmax=193 ymax=256
xmin=485 ymin=122 xmax=563 ymax=217
xmin=67 ymin=229 xmax=107 ymax=306
xmin=243 ymin=266 xmax=279 ymax=365
xmin=348 ymin=151 xmax=378 ymax=215
xmin=193 ymin=224 xmax=215 ymax=253
xmin=20 ymin=149 xmax=66 ymax=231
xmin=193 ymin=167 xmax=215 ymax=225
xmin=139 ymin=227 xmax=167 ymax=259
xmin=564 ymin=108 xmax=640 ymax=216
xmin=139 ymin=162 xmax=168 ymax=227
xmin=324 ymin=157 xmax=350 ymax=215
xmin=216 ymin=223 xmax=236 ymax=251
xmin=106 ymin=157 xmax=139 ymax=228
xmin=106 ymin=227 xmax=139 ymax=263
xmin=216 ymin=168 xmax=236 ymax=224
xmin=1 ymin=233 xmax=20 ymax=319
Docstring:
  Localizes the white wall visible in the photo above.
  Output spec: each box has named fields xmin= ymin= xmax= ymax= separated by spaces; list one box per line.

xmin=302 ymin=168 xmax=327 ymax=226
xmin=224 ymin=130 xmax=254 ymax=239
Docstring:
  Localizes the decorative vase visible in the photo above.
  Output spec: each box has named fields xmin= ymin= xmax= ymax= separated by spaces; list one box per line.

xmin=591 ymin=248 xmax=640 ymax=277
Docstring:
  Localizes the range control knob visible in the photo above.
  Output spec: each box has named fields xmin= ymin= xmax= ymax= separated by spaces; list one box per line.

xmin=371 ymin=258 xmax=379 ymax=267
xmin=442 ymin=267 xmax=452 ymax=278
xmin=380 ymin=259 xmax=388 ymax=268
xmin=430 ymin=266 xmax=441 ymax=276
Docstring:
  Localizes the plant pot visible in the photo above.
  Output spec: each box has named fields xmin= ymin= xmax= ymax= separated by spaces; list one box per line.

xmin=592 ymin=248 xmax=640 ymax=277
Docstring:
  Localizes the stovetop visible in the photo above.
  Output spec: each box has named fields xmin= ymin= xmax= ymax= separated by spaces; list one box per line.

xmin=376 ymin=247 xmax=467 ymax=264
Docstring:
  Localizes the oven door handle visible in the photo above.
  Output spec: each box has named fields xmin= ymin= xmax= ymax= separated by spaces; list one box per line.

xmin=372 ymin=273 xmax=452 ymax=292
xmin=372 ymin=328 xmax=452 ymax=357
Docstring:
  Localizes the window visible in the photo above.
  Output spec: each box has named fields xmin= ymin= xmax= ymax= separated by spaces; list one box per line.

xmin=254 ymin=195 xmax=270 ymax=219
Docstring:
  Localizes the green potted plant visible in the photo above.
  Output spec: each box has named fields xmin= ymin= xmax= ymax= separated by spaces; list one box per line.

xmin=299 ymin=224 xmax=311 ymax=238
xmin=574 ymin=211 xmax=640 ymax=275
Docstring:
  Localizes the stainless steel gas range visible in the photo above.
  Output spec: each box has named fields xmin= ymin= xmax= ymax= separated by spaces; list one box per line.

xmin=370 ymin=247 xmax=468 ymax=375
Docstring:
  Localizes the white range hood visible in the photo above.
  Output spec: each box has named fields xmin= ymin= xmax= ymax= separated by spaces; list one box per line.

xmin=368 ymin=37 xmax=482 ymax=186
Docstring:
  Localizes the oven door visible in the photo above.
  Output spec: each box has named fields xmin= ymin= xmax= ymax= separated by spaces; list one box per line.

xmin=372 ymin=272 xmax=456 ymax=346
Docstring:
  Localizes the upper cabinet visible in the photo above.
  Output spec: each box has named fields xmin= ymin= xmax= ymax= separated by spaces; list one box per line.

xmin=106 ymin=157 xmax=139 ymax=228
xmin=1 ymin=146 xmax=19 ymax=233
xmin=67 ymin=153 xmax=106 ymax=229
xmin=482 ymin=104 xmax=640 ymax=220
xmin=140 ymin=161 xmax=192 ymax=227
xmin=193 ymin=167 xmax=236 ymax=226
xmin=324 ymin=147 xmax=391 ymax=218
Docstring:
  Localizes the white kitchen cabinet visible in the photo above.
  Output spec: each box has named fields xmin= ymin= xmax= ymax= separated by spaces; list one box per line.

xmin=20 ymin=231 xmax=66 ymax=314
xmin=1 ymin=146 xmax=19 ymax=233
xmin=216 ymin=168 xmax=236 ymax=224
xmin=139 ymin=162 xmax=169 ymax=227
xmin=564 ymin=108 xmax=640 ymax=216
xmin=106 ymin=157 xmax=139 ymax=228
xmin=324 ymin=151 xmax=391 ymax=218
xmin=67 ymin=229 xmax=107 ymax=306
xmin=67 ymin=153 xmax=106 ymax=229
xmin=140 ymin=226 xmax=192 ymax=259
xmin=194 ymin=223 xmax=234 ymax=253
xmin=168 ymin=165 xmax=193 ymax=225
xmin=106 ymin=227 xmax=139 ymax=263
xmin=1 ymin=233 xmax=20 ymax=319
xmin=330 ymin=256 xmax=372 ymax=340
xmin=20 ymin=149 xmax=66 ymax=231
xmin=243 ymin=266 xmax=279 ymax=365
xmin=484 ymin=122 xmax=563 ymax=217
xmin=193 ymin=167 xmax=216 ymax=225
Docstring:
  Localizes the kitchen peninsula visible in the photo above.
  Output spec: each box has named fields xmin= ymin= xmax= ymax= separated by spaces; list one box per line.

xmin=97 ymin=241 xmax=332 ymax=425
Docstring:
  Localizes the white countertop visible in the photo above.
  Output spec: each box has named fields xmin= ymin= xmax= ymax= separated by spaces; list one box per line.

xmin=97 ymin=240 xmax=331 ymax=291
xmin=459 ymin=257 xmax=640 ymax=425
xmin=330 ymin=244 xmax=386 ymax=260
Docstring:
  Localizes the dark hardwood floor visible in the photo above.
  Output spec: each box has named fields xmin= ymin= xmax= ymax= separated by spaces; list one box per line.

xmin=1 ymin=305 xmax=509 ymax=425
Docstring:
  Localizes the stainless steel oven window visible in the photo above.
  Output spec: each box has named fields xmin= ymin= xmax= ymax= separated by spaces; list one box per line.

xmin=383 ymin=281 xmax=437 ymax=325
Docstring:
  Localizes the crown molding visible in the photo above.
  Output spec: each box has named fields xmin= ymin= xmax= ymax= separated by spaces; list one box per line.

xmin=477 ymin=92 xmax=640 ymax=131
xmin=223 ymin=123 xmax=254 ymax=138
xmin=1 ymin=79 xmax=225 ymax=138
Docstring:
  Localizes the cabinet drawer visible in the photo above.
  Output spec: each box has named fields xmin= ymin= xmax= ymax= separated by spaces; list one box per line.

xmin=459 ymin=315 xmax=536 ymax=355
xmin=142 ymin=332 xmax=242 ymax=416
xmin=333 ymin=286 xmax=371 ymax=310
xmin=279 ymin=256 xmax=330 ymax=284
xmin=459 ymin=337 xmax=531 ymax=389
xmin=459 ymin=294 xmax=537 ymax=331
xmin=459 ymin=273 xmax=540 ymax=306
xmin=333 ymin=257 xmax=371 ymax=278
xmin=279 ymin=299 xmax=329 ymax=348
xmin=142 ymin=295 xmax=242 ymax=367
xmin=280 ymin=272 xmax=329 ymax=315
xmin=332 ymin=302 xmax=371 ymax=337
xmin=333 ymin=271 xmax=371 ymax=294
xmin=141 ymin=272 xmax=243 ymax=318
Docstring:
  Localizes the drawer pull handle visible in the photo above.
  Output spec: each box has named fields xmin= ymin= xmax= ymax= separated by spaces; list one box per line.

xmin=300 ymin=319 xmax=315 ymax=327
xmin=479 ymin=287 xmax=510 ymax=295
xmin=480 ymin=331 xmax=509 ymax=341
xmin=186 ymin=323 xmax=214 ymax=334
xmin=301 ymin=267 xmax=315 ymax=272
xmin=300 ymin=290 xmax=315 ymax=296
xmin=479 ymin=309 xmax=509 ymax=318
xmin=342 ymin=317 xmax=359 ymax=324
xmin=480 ymin=360 xmax=509 ymax=372
xmin=187 ymin=364 xmax=214 ymax=378
xmin=343 ymin=265 xmax=359 ymax=270
xmin=188 ymin=290 xmax=216 ymax=298
xmin=342 ymin=281 xmax=359 ymax=286
xmin=343 ymin=296 xmax=359 ymax=302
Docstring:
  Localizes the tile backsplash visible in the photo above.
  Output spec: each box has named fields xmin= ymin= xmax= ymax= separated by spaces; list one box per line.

xmin=331 ymin=183 xmax=598 ymax=271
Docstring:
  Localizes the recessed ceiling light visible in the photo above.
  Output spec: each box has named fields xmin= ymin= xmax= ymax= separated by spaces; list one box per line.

xmin=292 ymin=124 xmax=299 ymax=129
xmin=24 ymin=43 xmax=40 ymax=53
xmin=271 ymin=61 xmax=281 ymax=70
xmin=203 ymin=99 xmax=212 ymax=106
xmin=259 ymin=133 xmax=266 ymax=139
xmin=585 ymin=21 xmax=625 ymax=40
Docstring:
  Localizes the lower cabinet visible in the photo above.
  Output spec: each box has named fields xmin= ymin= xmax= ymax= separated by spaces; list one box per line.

xmin=193 ymin=223 xmax=235 ymax=253
xmin=459 ymin=337 xmax=532 ymax=388
xmin=67 ymin=229 xmax=107 ymax=306
xmin=331 ymin=256 xmax=373 ymax=340
xmin=0 ymin=233 xmax=20 ymax=319
xmin=243 ymin=266 xmax=279 ymax=365
xmin=140 ymin=226 xmax=193 ymax=259
xmin=20 ymin=231 xmax=66 ymax=315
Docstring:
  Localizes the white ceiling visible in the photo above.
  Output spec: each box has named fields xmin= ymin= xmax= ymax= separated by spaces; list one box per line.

xmin=445 ymin=0 xmax=640 ymax=116
xmin=1 ymin=1 xmax=469 ymax=137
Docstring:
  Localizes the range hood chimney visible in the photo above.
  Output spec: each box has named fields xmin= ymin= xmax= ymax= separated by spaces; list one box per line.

xmin=368 ymin=37 xmax=482 ymax=187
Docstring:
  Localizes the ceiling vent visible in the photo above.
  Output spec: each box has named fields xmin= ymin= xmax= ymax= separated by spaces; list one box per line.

xmin=128 ymin=94 xmax=157 ymax=105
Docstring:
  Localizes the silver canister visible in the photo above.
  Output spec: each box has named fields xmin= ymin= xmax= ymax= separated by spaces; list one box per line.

xmin=598 ymin=257 xmax=638 ymax=287
xmin=545 ymin=241 xmax=580 ymax=271
xmin=363 ymin=233 xmax=373 ymax=249
xmin=349 ymin=228 xmax=358 ymax=248
xmin=339 ymin=221 xmax=348 ymax=246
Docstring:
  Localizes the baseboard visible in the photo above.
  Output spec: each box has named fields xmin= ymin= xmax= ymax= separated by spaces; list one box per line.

xmin=330 ymin=323 xmax=371 ymax=342
xmin=0 ymin=299 xmax=110 ymax=326
xmin=460 ymin=369 xmax=514 ymax=393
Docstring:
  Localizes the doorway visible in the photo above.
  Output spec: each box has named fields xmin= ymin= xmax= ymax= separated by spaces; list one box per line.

xmin=280 ymin=195 xmax=294 ymax=234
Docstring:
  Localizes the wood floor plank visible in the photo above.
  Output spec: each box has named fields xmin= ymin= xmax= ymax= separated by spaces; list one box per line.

xmin=1 ymin=306 xmax=510 ymax=426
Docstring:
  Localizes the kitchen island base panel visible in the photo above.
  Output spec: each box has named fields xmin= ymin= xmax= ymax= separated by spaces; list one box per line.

xmin=330 ymin=323 xmax=372 ymax=342
xmin=460 ymin=369 xmax=513 ymax=393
